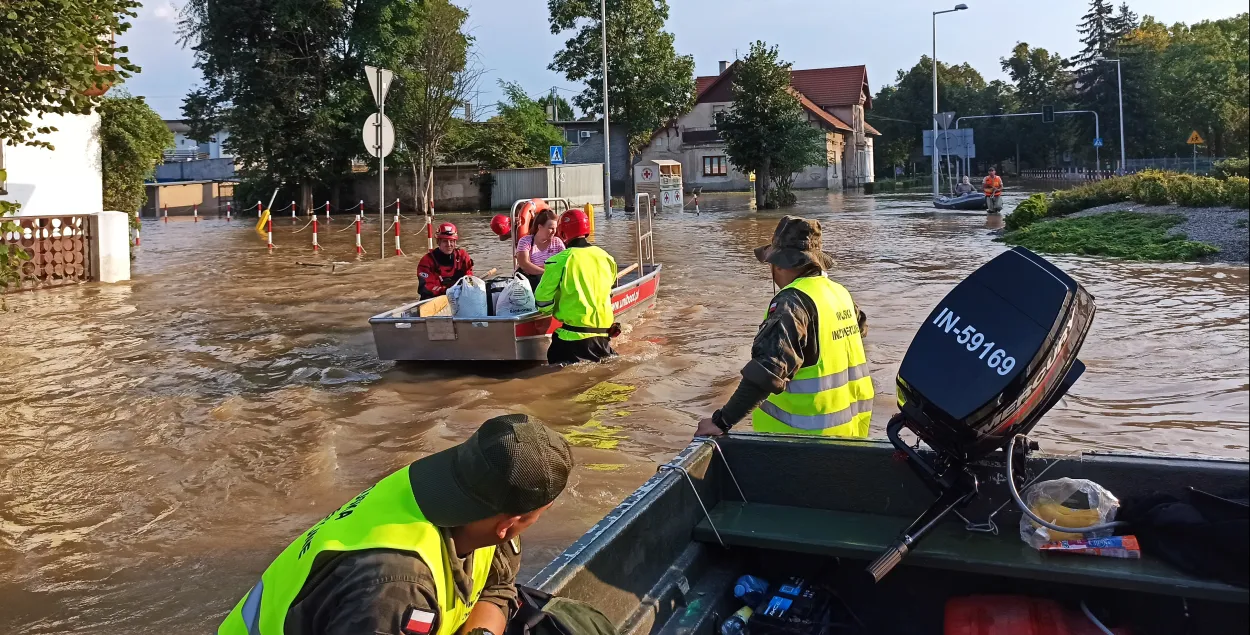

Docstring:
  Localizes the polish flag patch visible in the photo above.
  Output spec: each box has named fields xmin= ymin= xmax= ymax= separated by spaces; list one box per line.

xmin=403 ymin=607 xmax=437 ymax=635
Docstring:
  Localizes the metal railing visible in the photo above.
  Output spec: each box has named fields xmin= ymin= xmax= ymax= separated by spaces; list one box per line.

xmin=634 ymin=193 xmax=655 ymax=277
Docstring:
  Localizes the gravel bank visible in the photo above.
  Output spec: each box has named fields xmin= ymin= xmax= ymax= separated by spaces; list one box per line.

xmin=1064 ymin=203 xmax=1249 ymax=262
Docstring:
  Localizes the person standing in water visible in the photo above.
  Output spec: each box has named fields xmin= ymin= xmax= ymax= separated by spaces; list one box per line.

xmin=983 ymin=168 xmax=1004 ymax=213
xmin=514 ymin=209 xmax=565 ymax=291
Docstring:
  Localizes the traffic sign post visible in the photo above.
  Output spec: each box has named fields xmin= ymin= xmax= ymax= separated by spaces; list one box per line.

xmin=365 ymin=65 xmax=394 ymax=259
xmin=1187 ymin=130 xmax=1204 ymax=173
xmin=549 ymin=146 xmax=564 ymax=165
xmin=1093 ymin=137 xmax=1103 ymax=148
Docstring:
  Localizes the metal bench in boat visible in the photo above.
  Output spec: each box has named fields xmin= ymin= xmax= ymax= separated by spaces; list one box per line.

xmin=527 ymin=436 xmax=1247 ymax=635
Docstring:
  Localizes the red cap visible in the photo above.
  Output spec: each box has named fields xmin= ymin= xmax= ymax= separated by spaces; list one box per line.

xmin=436 ymin=222 xmax=458 ymax=240
xmin=557 ymin=210 xmax=590 ymax=242
xmin=490 ymin=215 xmax=512 ymax=239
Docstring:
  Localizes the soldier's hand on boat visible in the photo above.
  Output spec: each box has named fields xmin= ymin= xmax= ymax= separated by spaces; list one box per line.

xmin=695 ymin=417 xmax=725 ymax=438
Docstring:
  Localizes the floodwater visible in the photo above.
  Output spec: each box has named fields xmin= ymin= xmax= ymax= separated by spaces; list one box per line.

xmin=1 ymin=189 xmax=1247 ymax=633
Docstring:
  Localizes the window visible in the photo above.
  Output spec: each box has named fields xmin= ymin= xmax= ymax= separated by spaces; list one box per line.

xmin=702 ymin=156 xmax=728 ymax=177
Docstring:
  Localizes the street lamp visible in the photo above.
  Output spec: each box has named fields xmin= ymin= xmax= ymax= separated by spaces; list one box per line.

xmin=600 ymin=0 xmax=612 ymax=215
xmin=933 ymin=3 xmax=968 ymax=197
xmin=1099 ymin=57 xmax=1126 ymax=175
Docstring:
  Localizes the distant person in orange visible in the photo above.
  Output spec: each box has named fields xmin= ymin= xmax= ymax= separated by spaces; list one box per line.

xmin=983 ymin=168 xmax=1004 ymax=213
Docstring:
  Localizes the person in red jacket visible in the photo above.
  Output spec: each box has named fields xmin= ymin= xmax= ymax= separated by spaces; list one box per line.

xmin=418 ymin=222 xmax=474 ymax=299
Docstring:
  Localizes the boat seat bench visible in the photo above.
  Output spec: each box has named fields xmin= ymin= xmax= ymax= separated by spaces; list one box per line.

xmin=693 ymin=502 xmax=1247 ymax=605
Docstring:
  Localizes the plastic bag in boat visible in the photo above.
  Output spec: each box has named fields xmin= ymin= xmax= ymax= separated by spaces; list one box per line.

xmin=447 ymin=275 xmax=489 ymax=318
xmin=1020 ymin=477 xmax=1120 ymax=548
xmin=496 ymin=273 xmax=537 ymax=317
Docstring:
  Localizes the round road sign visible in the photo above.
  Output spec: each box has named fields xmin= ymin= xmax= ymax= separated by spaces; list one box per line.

xmin=362 ymin=113 xmax=395 ymax=158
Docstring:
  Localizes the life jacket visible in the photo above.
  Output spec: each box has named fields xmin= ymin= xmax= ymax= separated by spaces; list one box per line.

xmin=983 ymin=175 xmax=1003 ymax=196
xmin=751 ymin=275 xmax=874 ymax=438
xmin=419 ymin=248 xmax=473 ymax=295
xmin=534 ymin=246 xmax=617 ymax=342
xmin=219 ymin=466 xmax=495 ymax=635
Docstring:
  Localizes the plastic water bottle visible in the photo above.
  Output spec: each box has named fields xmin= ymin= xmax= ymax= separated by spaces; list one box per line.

xmin=720 ymin=606 xmax=752 ymax=635
xmin=733 ymin=575 xmax=770 ymax=607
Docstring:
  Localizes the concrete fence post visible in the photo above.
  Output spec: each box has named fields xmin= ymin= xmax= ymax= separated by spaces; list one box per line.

xmin=90 ymin=211 xmax=132 ymax=283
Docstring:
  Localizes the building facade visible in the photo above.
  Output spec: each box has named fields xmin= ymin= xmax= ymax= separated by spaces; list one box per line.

xmin=552 ymin=120 xmax=629 ymax=197
xmin=639 ymin=62 xmax=879 ymax=193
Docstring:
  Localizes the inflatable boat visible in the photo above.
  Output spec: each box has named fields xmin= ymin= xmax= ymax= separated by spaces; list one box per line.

xmin=933 ymin=192 xmax=988 ymax=210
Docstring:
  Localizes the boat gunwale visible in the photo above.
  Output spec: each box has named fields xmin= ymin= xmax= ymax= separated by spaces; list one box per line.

xmin=367 ymin=263 xmax=662 ymax=325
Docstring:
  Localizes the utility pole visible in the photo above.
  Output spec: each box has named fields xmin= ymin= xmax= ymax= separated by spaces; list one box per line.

xmin=600 ymin=0 xmax=612 ymax=217
xmin=932 ymin=4 xmax=968 ymax=198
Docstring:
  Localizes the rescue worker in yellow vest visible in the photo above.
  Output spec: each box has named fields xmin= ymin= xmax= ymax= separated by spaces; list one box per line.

xmin=695 ymin=216 xmax=874 ymax=438
xmin=218 ymin=414 xmax=573 ymax=635
xmin=534 ymin=209 xmax=620 ymax=365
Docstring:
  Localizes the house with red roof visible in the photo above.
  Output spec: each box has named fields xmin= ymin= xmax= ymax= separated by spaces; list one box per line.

xmin=640 ymin=61 xmax=880 ymax=193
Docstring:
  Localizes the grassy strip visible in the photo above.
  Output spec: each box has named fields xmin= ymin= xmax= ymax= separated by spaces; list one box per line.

xmin=1001 ymin=212 xmax=1219 ymax=261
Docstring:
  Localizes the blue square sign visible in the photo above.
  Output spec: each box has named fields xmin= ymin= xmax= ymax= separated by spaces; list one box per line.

xmin=549 ymin=146 xmax=564 ymax=165
xmin=1093 ymin=137 xmax=1103 ymax=148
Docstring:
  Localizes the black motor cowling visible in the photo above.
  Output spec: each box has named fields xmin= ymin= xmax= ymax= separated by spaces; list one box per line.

xmin=895 ymin=246 xmax=1095 ymax=461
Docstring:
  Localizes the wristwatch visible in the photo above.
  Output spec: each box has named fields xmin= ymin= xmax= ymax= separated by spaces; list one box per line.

xmin=711 ymin=409 xmax=732 ymax=434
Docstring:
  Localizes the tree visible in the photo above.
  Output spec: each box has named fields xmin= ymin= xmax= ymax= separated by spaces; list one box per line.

xmin=99 ymin=93 xmax=173 ymax=225
xmin=180 ymin=0 xmax=404 ymax=208
xmin=537 ymin=93 xmax=576 ymax=121
xmin=1072 ymin=0 xmax=1125 ymax=168
xmin=1157 ymin=14 xmax=1250 ymax=157
xmin=1108 ymin=3 xmax=1140 ymax=40
xmin=548 ymin=0 xmax=695 ymax=197
xmin=450 ymin=82 xmax=567 ymax=170
xmin=716 ymin=42 xmax=825 ymax=209
xmin=0 ymin=1 xmax=140 ymax=148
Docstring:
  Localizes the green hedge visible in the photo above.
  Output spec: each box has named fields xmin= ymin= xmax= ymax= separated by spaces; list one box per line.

xmin=1006 ymin=169 xmax=1249 ymax=230
xmin=1214 ymin=158 xmax=1249 ymax=179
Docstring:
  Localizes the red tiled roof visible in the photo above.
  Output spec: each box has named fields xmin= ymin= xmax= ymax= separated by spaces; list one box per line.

xmin=789 ymin=66 xmax=871 ymax=109
xmin=695 ymin=76 xmax=718 ymax=94
xmin=793 ymin=90 xmax=853 ymax=133
xmin=864 ymin=121 xmax=881 ymax=136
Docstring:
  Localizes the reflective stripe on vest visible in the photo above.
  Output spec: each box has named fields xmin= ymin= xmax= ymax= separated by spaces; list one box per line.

xmin=549 ymin=246 xmax=616 ymax=342
xmin=218 ymin=466 xmax=495 ymax=635
xmin=751 ymin=275 xmax=874 ymax=438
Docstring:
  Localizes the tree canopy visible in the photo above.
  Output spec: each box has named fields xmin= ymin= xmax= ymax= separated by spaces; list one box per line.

xmin=1 ymin=0 xmax=140 ymax=148
xmin=548 ymin=0 xmax=695 ymax=187
xmin=716 ymin=42 xmax=826 ymax=208
xmin=449 ymin=83 xmax=567 ymax=170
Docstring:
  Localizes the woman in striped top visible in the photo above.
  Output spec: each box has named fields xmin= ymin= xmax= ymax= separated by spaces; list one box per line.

xmin=515 ymin=209 xmax=565 ymax=290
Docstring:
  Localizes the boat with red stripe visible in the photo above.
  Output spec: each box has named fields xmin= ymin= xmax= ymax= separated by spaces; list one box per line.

xmin=370 ymin=196 xmax=661 ymax=361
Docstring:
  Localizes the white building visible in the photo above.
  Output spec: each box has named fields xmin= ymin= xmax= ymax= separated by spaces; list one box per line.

xmin=2 ymin=112 xmax=104 ymax=216
xmin=164 ymin=120 xmax=231 ymax=161
xmin=640 ymin=61 xmax=880 ymax=192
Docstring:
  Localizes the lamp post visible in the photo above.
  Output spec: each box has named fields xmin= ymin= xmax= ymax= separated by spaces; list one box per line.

xmin=600 ymin=0 xmax=612 ymax=216
xmin=1100 ymin=57 xmax=1126 ymax=175
xmin=932 ymin=3 xmax=968 ymax=197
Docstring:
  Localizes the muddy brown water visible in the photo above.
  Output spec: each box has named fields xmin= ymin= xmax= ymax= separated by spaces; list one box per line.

xmin=2 ymin=189 xmax=1247 ymax=633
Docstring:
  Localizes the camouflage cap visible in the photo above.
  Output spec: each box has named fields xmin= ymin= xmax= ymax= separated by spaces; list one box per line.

xmin=753 ymin=216 xmax=835 ymax=270
xmin=409 ymin=414 xmax=573 ymax=527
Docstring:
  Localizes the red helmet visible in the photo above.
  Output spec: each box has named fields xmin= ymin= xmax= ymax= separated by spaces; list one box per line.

xmin=490 ymin=214 xmax=511 ymax=239
xmin=436 ymin=222 xmax=458 ymax=240
xmin=557 ymin=209 xmax=591 ymax=241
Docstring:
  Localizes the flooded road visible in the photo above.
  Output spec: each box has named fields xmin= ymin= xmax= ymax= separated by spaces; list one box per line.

xmin=2 ymin=189 xmax=1247 ymax=633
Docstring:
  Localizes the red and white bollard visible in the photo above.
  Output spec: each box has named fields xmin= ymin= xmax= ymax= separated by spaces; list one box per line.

xmin=426 ymin=202 xmax=435 ymax=250
xmin=312 ymin=217 xmax=321 ymax=252
xmin=226 ymin=202 xmax=232 ymax=221
xmin=354 ymin=214 xmax=364 ymax=254
xmin=358 ymin=200 xmax=365 ymax=218
xmin=256 ymin=201 xmax=263 ymax=217
xmin=290 ymin=201 xmax=297 ymax=220
xmin=163 ymin=203 xmax=168 ymax=223
xmin=267 ymin=217 xmax=274 ymax=250
xmin=394 ymin=215 xmax=403 ymax=256
xmin=193 ymin=203 xmax=199 ymax=222
xmin=325 ymin=200 xmax=331 ymax=222
xmin=135 ymin=226 xmax=141 ymax=247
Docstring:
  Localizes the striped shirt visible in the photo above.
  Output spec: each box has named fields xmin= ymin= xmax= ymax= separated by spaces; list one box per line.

xmin=516 ymin=235 xmax=566 ymax=265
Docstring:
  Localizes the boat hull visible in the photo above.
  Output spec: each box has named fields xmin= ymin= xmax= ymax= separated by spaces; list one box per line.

xmin=369 ymin=264 xmax=661 ymax=361
xmin=934 ymin=192 xmax=988 ymax=210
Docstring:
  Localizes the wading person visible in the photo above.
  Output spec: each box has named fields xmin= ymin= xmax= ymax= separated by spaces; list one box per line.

xmin=983 ymin=168 xmax=1004 ymax=213
xmin=515 ymin=209 xmax=565 ymax=291
xmin=218 ymin=414 xmax=574 ymax=635
xmin=535 ymin=209 xmax=619 ymax=365
xmin=418 ymin=223 xmax=474 ymax=299
xmin=695 ymin=216 xmax=873 ymax=438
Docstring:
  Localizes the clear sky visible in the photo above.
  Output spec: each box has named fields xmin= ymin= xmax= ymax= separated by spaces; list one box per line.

xmin=122 ymin=0 xmax=1248 ymax=119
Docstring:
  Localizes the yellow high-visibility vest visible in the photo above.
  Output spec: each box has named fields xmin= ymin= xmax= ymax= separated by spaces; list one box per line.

xmin=751 ymin=275 xmax=874 ymax=437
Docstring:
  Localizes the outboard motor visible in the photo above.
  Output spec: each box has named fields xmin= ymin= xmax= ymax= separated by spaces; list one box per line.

xmin=866 ymin=247 xmax=1096 ymax=582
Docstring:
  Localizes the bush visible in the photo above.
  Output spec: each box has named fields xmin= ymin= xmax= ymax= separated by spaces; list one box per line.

xmin=1006 ymin=193 xmax=1049 ymax=231
xmin=1048 ymin=176 xmax=1134 ymax=216
xmin=1213 ymin=158 xmax=1249 ymax=179
xmin=1224 ymin=176 xmax=1250 ymax=209
xmin=1131 ymin=170 xmax=1171 ymax=206
xmin=1166 ymin=174 xmax=1224 ymax=207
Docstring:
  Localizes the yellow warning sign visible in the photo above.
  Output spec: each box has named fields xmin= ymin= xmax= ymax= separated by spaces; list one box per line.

xmin=1186 ymin=130 xmax=1205 ymax=145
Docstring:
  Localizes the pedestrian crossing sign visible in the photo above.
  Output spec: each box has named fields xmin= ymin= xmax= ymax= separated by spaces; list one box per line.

xmin=1186 ymin=131 xmax=1204 ymax=145
xmin=549 ymin=145 xmax=565 ymax=164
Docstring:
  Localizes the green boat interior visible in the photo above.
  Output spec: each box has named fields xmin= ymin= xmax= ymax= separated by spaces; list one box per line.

xmin=528 ymin=436 xmax=1249 ymax=635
